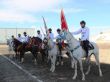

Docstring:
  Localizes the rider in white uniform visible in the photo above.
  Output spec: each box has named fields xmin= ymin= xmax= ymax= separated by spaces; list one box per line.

xmin=17 ymin=34 xmax=23 ymax=43
xmin=22 ymin=32 xmax=29 ymax=43
xmin=37 ymin=30 xmax=42 ymax=40
xmin=72 ymin=20 xmax=89 ymax=57
xmin=48 ymin=28 xmax=54 ymax=39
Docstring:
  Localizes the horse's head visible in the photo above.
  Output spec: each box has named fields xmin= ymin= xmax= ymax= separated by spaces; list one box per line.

xmin=64 ymin=31 xmax=77 ymax=43
xmin=27 ymin=37 xmax=36 ymax=46
xmin=28 ymin=37 xmax=42 ymax=46
xmin=64 ymin=31 xmax=72 ymax=41
xmin=43 ymin=37 xmax=48 ymax=44
xmin=13 ymin=38 xmax=22 ymax=46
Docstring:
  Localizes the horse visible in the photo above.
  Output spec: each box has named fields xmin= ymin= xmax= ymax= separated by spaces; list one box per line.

xmin=19 ymin=37 xmax=46 ymax=64
xmin=12 ymin=38 xmax=23 ymax=59
xmin=42 ymin=37 xmax=49 ymax=62
xmin=47 ymin=38 xmax=59 ymax=72
xmin=7 ymin=39 xmax=14 ymax=54
xmin=64 ymin=31 xmax=103 ymax=80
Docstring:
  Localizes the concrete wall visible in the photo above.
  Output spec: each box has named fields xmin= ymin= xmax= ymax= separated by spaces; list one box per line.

xmin=0 ymin=28 xmax=35 ymax=43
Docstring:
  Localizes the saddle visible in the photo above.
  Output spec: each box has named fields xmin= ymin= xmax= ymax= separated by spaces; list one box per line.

xmin=88 ymin=42 xmax=94 ymax=50
xmin=80 ymin=41 xmax=94 ymax=50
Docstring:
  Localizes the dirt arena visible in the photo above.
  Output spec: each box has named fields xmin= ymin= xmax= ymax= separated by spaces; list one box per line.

xmin=0 ymin=42 xmax=110 ymax=82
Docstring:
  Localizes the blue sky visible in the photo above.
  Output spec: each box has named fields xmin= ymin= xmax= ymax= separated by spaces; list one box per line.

xmin=0 ymin=0 xmax=110 ymax=36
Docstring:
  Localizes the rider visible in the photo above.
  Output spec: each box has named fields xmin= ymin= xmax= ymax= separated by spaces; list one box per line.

xmin=17 ymin=34 xmax=23 ymax=43
xmin=56 ymin=28 xmax=65 ymax=65
xmin=56 ymin=29 xmax=64 ymax=46
xmin=11 ymin=35 xmax=15 ymax=40
xmin=48 ymin=28 xmax=54 ymax=39
xmin=22 ymin=32 xmax=29 ymax=46
xmin=37 ymin=30 xmax=42 ymax=40
xmin=73 ymin=20 xmax=89 ymax=58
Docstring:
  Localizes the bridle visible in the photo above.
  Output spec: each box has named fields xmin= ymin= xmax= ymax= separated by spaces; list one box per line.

xmin=65 ymin=32 xmax=80 ymax=53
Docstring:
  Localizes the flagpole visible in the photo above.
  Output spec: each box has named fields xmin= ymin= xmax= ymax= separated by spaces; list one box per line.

xmin=40 ymin=27 xmax=45 ymax=36
xmin=42 ymin=16 xmax=48 ymax=35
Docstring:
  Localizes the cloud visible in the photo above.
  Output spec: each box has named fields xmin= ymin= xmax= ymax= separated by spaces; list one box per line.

xmin=0 ymin=0 xmax=68 ymax=23
xmin=51 ymin=8 xmax=86 ymax=14
xmin=1 ymin=0 xmax=67 ymax=12
xmin=0 ymin=10 xmax=37 ymax=22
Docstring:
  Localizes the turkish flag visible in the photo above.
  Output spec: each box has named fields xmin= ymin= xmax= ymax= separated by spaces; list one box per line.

xmin=61 ymin=9 xmax=68 ymax=31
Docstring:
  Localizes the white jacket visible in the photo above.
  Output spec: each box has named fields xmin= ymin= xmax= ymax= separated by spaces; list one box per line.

xmin=73 ymin=27 xmax=89 ymax=41
xmin=22 ymin=35 xmax=29 ymax=43
xmin=37 ymin=34 xmax=42 ymax=40
xmin=49 ymin=33 xmax=54 ymax=39
xmin=17 ymin=36 xmax=23 ymax=42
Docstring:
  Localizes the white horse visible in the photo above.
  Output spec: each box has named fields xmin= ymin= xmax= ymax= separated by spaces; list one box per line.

xmin=7 ymin=39 xmax=14 ymax=54
xmin=64 ymin=31 xmax=103 ymax=80
xmin=47 ymin=38 xmax=59 ymax=72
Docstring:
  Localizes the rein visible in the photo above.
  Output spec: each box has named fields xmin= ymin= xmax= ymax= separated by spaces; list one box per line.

xmin=66 ymin=32 xmax=80 ymax=53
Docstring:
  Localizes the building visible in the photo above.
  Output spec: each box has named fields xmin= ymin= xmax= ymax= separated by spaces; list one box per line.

xmin=0 ymin=28 xmax=35 ymax=44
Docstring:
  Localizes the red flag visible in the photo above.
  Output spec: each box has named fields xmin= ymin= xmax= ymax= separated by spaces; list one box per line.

xmin=61 ymin=9 xmax=68 ymax=31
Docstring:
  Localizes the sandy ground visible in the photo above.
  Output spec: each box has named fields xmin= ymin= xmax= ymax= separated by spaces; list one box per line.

xmin=0 ymin=42 xmax=110 ymax=82
xmin=1 ymin=42 xmax=110 ymax=64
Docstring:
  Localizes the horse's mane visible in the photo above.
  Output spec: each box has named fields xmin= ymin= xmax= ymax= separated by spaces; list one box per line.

xmin=68 ymin=31 xmax=78 ymax=41
xmin=13 ymin=38 xmax=22 ymax=46
xmin=33 ymin=37 xmax=42 ymax=43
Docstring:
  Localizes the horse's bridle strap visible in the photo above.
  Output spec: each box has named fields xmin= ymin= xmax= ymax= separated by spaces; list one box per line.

xmin=70 ymin=45 xmax=80 ymax=53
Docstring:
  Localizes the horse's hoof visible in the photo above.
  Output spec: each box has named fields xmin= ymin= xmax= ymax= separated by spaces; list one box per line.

xmin=82 ymin=78 xmax=85 ymax=81
xmin=34 ymin=62 xmax=37 ymax=65
xmin=50 ymin=68 xmax=52 ymax=71
xmin=56 ymin=62 xmax=59 ymax=66
xmin=82 ymin=76 xmax=85 ymax=81
xmin=21 ymin=58 xmax=24 ymax=63
xmin=71 ymin=65 xmax=74 ymax=69
xmin=61 ymin=61 xmax=64 ymax=66
xmin=51 ymin=70 xmax=55 ymax=72
xmin=85 ymin=71 xmax=89 ymax=75
xmin=72 ymin=76 xmax=76 ymax=80
xmin=19 ymin=61 xmax=23 ymax=64
xmin=100 ymin=73 xmax=103 ymax=77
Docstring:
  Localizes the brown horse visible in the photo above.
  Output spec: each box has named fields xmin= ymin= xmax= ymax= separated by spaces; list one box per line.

xmin=18 ymin=37 xmax=47 ymax=63
xmin=12 ymin=38 xmax=23 ymax=59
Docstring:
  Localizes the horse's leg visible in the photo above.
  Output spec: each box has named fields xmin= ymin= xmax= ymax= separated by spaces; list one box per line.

xmin=50 ymin=56 xmax=53 ymax=72
xmin=32 ymin=46 xmax=38 ymax=64
xmin=72 ymin=59 xmax=78 ymax=80
xmin=34 ymin=53 xmax=37 ymax=65
xmin=15 ymin=52 xmax=18 ymax=59
xmin=69 ymin=52 xmax=75 ymax=69
xmin=94 ymin=53 xmax=103 ymax=77
xmin=20 ymin=51 xmax=24 ymax=63
xmin=41 ymin=50 xmax=45 ymax=62
xmin=32 ymin=51 xmax=37 ymax=65
xmin=60 ymin=50 xmax=64 ymax=66
xmin=71 ymin=58 xmax=75 ymax=69
xmin=51 ymin=55 xmax=56 ymax=72
xmin=85 ymin=57 xmax=91 ymax=75
xmin=56 ymin=56 xmax=60 ymax=66
xmin=79 ymin=59 xmax=85 ymax=80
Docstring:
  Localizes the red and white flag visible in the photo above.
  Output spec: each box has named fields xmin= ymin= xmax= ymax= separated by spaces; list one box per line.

xmin=61 ymin=9 xmax=68 ymax=31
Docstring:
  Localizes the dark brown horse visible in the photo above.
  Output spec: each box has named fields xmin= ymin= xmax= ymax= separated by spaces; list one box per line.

xmin=19 ymin=37 xmax=47 ymax=63
xmin=12 ymin=38 xmax=23 ymax=59
xmin=13 ymin=37 xmax=47 ymax=63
